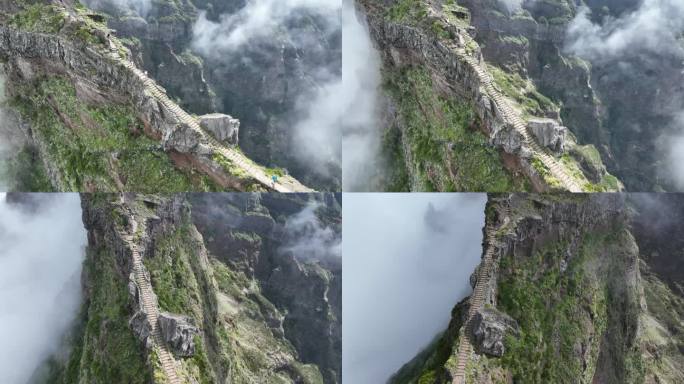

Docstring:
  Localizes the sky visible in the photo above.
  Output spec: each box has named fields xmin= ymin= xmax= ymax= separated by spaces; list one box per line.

xmin=343 ymin=193 xmax=487 ymax=383
xmin=0 ymin=193 xmax=86 ymax=383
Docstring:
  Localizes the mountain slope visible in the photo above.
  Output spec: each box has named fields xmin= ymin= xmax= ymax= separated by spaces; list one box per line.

xmin=391 ymin=193 xmax=684 ymax=383
xmin=355 ymin=0 xmax=623 ymax=192
xmin=40 ymin=193 xmax=341 ymax=384
xmin=0 ymin=1 xmax=311 ymax=192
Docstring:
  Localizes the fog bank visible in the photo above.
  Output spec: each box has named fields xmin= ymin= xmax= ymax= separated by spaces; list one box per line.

xmin=565 ymin=0 xmax=684 ymax=189
xmin=0 ymin=194 xmax=86 ymax=383
xmin=280 ymin=200 xmax=342 ymax=262
xmin=191 ymin=0 xmax=342 ymax=182
xmin=83 ymin=0 xmax=151 ymax=17
xmin=341 ymin=0 xmax=383 ymax=191
xmin=343 ymin=194 xmax=487 ymax=383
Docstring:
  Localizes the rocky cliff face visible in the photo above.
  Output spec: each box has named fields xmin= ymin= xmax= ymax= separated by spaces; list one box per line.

xmin=0 ymin=1 xmax=307 ymax=192
xmin=83 ymin=0 xmax=342 ymax=190
xmin=356 ymin=0 xmax=621 ymax=192
xmin=390 ymin=193 xmax=684 ymax=383
xmin=459 ymin=0 xmax=684 ymax=191
xmin=42 ymin=192 xmax=341 ymax=384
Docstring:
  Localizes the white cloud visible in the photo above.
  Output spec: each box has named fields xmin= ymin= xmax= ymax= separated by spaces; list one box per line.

xmin=84 ymin=0 xmax=152 ymax=17
xmin=565 ymin=0 xmax=684 ymax=190
xmin=280 ymin=200 xmax=341 ymax=261
xmin=192 ymin=0 xmax=339 ymax=54
xmin=665 ymin=114 xmax=684 ymax=189
xmin=565 ymin=1 xmax=684 ymax=61
xmin=340 ymin=0 xmax=383 ymax=191
xmin=0 ymin=194 xmax=86 ymax=383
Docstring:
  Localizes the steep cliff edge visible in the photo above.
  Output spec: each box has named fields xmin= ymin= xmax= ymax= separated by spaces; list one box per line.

xmin=0 ymin=1 xmax=311 ymax=192
xmin=355 ymin=0 xmax=621 ymax=192
xmin=391 ymin=194 xmax=683 ymax=383
xmin=454 ymin=0 xmax=683 ymax=191
xmin=41 ymin=193 xmax=340 ymax=384
xmin=82 ymin=0 xmax=341 ymax=190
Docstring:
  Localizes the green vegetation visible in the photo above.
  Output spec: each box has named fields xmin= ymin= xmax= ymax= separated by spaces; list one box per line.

xmin=496 ymin=224 xmax=643 ymax=383
xmin=488 ymin=64 xmax=558 ymax=117
xmin=380 ymin=120 xmax=411 ymax=191
xmin=569 ymin=145 xmax=621 ymax=192
xmin=530 ymin=155 xmax=563 ymax=189
xmin=390 ymin=304 xmax=466 ymax=384
xmin=383 ymin=67 xmax=527 ymax=191
xmin=55 ymin=247 xmax=151 ymax=383
xmin=212 ymin=152 xmax=247 ymax=178
xmin=0 ymin=145 xmax=54 ymax=191
xmin=144 ymin=224 xmax=203 ymax=316
xmin=640 ymin=272 xmax=684 ymax=382
xmin=386 ymin=0 xmax=428 ymax=23
xmin=497 ymin=238 xmax=605 ymax=381
xmin=9 ymin=3 xmax=67 ymax=33
xmin=12 ymin=76 xmax=219 ymax=191
xmin=10 ymin=3 xmax=108 ymax=46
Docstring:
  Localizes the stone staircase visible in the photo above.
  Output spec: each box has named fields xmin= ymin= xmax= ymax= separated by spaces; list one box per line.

xmin=124 ymin=217 xmax=181 ymax=384
xmin=458 ymin=47 xmax=583 ymax=193
xmin=114 ymin=54 xmax=313 ymax=193
xmin=452 ymin=218 xmax=504 ymax=383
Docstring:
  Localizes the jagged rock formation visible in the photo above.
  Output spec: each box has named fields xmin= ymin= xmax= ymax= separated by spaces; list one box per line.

xmin=198 ymin=114 xmax=239 ymax=146
xmin=390 ymin=194 xmax=684 ymax=383
xmin=189 ymin=193 xmax=343 ymax=383
xmin=0 ymin=2 xmax=311 ymax=192
xmin=158 ymin=313 xmax=199 ymax=357
xmin=470 ymin=308 xmax=519 ymax=358
xmin=82 ymin=0 xmax=341 ymax=190
xmin=459 ymin=0 xmax=684 ymax=191
xmin=42 ymin=193 xmax=341 ymax=384
xmin=527 ymin=118 xmax=567 ymax=155
xmin=356 ymin=0 xmax=622 ymax=192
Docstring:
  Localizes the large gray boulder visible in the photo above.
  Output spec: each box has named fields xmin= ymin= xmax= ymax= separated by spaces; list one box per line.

xmin=528 ymin=118 xmax=568 ymax=154
xmin=470 ymin=308 xmax=520 ymax=357
xmin=129 ymin=311 xmax=154 ymax=348
xmin=198 ymin=113 xmax=240 ymax=146
xmin=158 ymin=313 xmax=200 ymax=357
xmin=162 ymin=123 xmax=204 ymax=153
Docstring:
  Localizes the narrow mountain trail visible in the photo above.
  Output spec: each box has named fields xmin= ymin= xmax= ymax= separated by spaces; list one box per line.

xmin=115 ymin=55 xmax=313 ymax=193
xmin=124 ymin=216 xmax=181 ymax=384
xmin=456 ymin=36 xmax=584 ymax=192
xmin=452 ymin=204 xmax=510 ymax=383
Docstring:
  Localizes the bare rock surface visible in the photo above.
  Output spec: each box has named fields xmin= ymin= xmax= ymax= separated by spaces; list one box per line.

xmin=158 ymin=312 xmax=199 ymax=357
xmin=198 ymin=113 xmax=240 ymax=146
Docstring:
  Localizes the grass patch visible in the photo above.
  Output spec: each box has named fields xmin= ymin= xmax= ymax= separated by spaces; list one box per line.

xmin=386 ymin=0 xmax=428 ymax=23
xmin=488 ymin=64 xmax=558 ymax=117
xmin=60 ymin=247 xmax=151 ymax=383
xmin=10 ymin=3 xmax=67 ymax=33
xmin=144 ymin=224 xmax=202 ymax=315
xmin=12 ymin=76 xmax=218 ymax=191
xmin=383 ymin=67 xmax=526 ymax=191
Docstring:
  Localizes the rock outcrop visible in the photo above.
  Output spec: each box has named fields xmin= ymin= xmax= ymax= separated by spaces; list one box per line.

xmin=38 ymin=193 xmax=340 ymax=384
xmin=199 ymin=114 xmax=240 ymax=146
xmin=388 ymin=194 xmax=679 ymax=383
xmin=129 ymin=310 xmax=154 ymax=348
xmin=158 ymin=313 xmax=199 ymax=357
xmin=528 ymin=118 xmax=567 ymax=154
xmin=0 ymin=3 xmax=311 ymax=192
xmin=470 ymin=308 xmax=519 ymax=357
xmin=189 ymin=193 xmax=342 ymax=384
